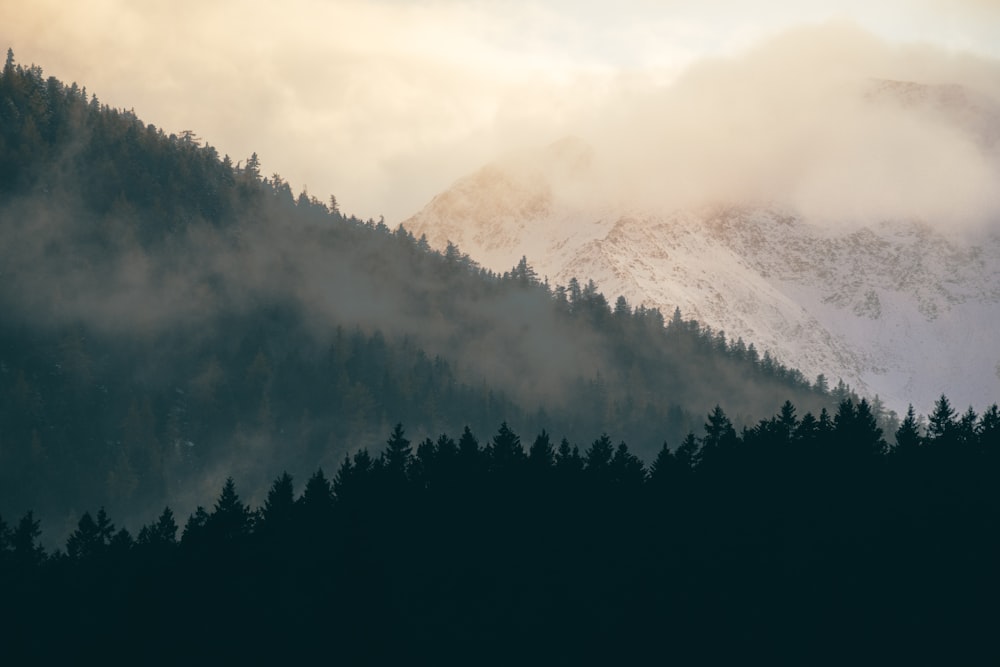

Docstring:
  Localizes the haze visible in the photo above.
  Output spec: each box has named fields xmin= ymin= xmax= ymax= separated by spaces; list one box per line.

xmin=3 ymin=0 xmax=1000 ymax=224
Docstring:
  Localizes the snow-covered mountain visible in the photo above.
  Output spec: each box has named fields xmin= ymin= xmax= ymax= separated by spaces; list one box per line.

xmin=403 ymin=81 xmax=1000 ymax=415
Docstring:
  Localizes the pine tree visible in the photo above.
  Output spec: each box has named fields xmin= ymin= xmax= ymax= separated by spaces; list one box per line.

xmin=833 ymin=399 xmax=885 ymax=460
xmin=67 ymin=512 xmax=102 ymax=560
xmin=555 ymin=438 xmax=583 ymax=475
xmin=613 ymin=295 xmax=630 ymax=318
xmin=383 ymin=423 xmax=412 ymax=478
xmin=182 ymin=507 xmax=210 ymax=545
xmin=411 ymin=437 xmax=438 ymax=489
xmin=138 ymin=507 xmax=178 ymax=547
xmin=299 ymin=468 xmax=335 ymax=526
xmin=610 ymin=441 xmax=645 ymax=488
xmin=957 ymin=406 xmax=979 ymax=448
xmin=528 ymin=430 xmax=554 ymax=470
xmin=584 ymin=434 xmax=614 ymax=477
xmin=648 ymin=442 xmax=676 ymax=486
xmin=207 ymin=477 xmax=253 ymax=542
xmin=892 ymin=405 xmax=922 ymax=456
xmin=674 ymin=433 xmax=700 ymax=471
xmin=978 ymin=404 xmax=1000 ymax=456
xmin=778 ymin=400 xmax=798 ymax=434
xmin=927 ymin=394 xmax=956 ymax=442
xmin=488 ymin=422 xmax=525 ymax=474
xmin=700 ymin=406 xmax=736 ymax=468
xmin=260 ymin=472 xmax=295 ymax=531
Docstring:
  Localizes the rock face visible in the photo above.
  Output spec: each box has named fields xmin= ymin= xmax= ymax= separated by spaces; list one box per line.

xmin=404 ymin=83 xmax=1000 ymax=415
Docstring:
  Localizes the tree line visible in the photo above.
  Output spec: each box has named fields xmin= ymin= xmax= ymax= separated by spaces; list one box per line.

xmin=2 ymin=395 xmax=997 ymax=664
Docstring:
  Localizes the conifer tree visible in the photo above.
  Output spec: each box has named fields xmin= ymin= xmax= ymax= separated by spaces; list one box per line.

xmin=892 ymin=405 xmax=922 ymax=456
xmin=138 ymin=507 xmax=178 ymax=547
xmin=584 ymin=434 xmax=615 ymax=476
xmin=555 ymin=438 xmax=583 ymax=475
xmin=383 ymin=423 xmax=412 ymax=479
xmin=67 ymin=512 xmax=104 ymax=560
xmin=299 ymin=468 xmax=335 ymax=526
xmin=412 ymin=437 xmax=437 ymax=488
xmin=488 ymin=422 xmax=525 ymax=473
xmin=528 ymin=430 xmax=554 ymax=470
xmin=648 ymin=442 xmax=676 ymax=485
xmin=434 ymin=434 xmax=458 ymax=467
xmin=674 ymin=433 xmax=700 ymax=471
xmin=927 ymin=394 xmax=956 ymax=442
xmin=700 ymin=406 xmax=736 ymax=468
xmin=182 ymin=506 xmax=210 ymax=545
xmin=957 ymin=406 xmax=979 ymax=448
xmin=794 ymin=412 xmax=819 ymax=447
xmin=207 ymin=477 xmax=253 ymax=542
xmin=778 ymin=400 xmax=798 ymax=436
xmin=978 ymin=404 xmax=1000 ymax=456
xmin=261 ymin=472 xmax=295 ymax=532
xmin=610 ymin=442 xmax=645 ymax=488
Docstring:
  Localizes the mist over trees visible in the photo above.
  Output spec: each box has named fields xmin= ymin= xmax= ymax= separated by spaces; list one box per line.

xmin=0 ymin=53 xmax=836 ymax=534
xmin=3 ymin=47 xmax=1000 ymax=665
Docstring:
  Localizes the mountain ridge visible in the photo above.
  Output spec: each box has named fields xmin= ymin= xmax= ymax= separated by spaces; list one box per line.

xmin=403 ymin=78 xmax=1000 ymax=414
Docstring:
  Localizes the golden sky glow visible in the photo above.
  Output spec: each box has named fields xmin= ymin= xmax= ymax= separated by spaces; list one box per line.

xmin=2 ymin=0 xmax=999 ymax=221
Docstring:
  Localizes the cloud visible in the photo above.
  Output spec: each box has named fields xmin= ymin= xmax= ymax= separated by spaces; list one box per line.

xmin=566 ymin=21 xmax=1000 ymax=231
xmin=2 ymin=2 xmax=999 ymax=225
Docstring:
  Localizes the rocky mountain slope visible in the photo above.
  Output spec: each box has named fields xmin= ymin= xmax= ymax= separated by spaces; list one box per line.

xmin=404 ymin=82 xmax=1000 ymax=414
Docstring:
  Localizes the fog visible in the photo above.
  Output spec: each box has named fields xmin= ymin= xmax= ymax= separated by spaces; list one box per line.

xmin=542 ymin=22 xmax=999 ymax=234
xmin=4 ymin=2 xmax=999 ymax=223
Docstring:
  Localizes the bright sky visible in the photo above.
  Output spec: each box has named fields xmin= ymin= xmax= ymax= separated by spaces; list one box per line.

xmin=2 ymin=0 xmax=999 ymax=221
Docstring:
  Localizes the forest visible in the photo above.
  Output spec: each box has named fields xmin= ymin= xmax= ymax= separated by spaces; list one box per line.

xmin=3 ymin=50 xmax=994 ymax=664
xmin=2 ymin=395 xmax=998 ymax=664
xmin=0 ymin=51 xmax=848 ymax=535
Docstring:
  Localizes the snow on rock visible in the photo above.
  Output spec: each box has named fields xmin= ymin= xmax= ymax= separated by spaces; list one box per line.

xmin=404 ymin=87 xmax=1000 ymax=415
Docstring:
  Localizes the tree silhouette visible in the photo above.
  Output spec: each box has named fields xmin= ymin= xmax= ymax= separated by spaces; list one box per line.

xmin=205 ymin=477 xmax=253 ymax=543
xmin=299 ymin=468 xmax=335 ymax=527
xmin=383 ymin=423 xmax=412 ymax=479
xmin=488 ymin=422 xmax=525 ymax=475
xmin=927 ymin=394 xmax=956 ymax=442
xmin=584 ymin=434 xmax=615 ymax=480
xmin=528 ymin=430 xmax=554 ymax=470
xmin=260 ymin=472 xmax=295 ymax=536
xmin=67 ymin=511 xmax=107 ymax=560
xmin=137 ymin=507 xmax=178 ymax=547
xmin=610 ymin=441 xmax=645 ymax=488
xmin=892 ymin=405 xmax=922 ymax=458
xmin=700 ymin=406 xmax=736 ymax=469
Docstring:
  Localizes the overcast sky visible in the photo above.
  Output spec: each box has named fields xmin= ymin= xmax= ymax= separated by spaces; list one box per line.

xmin=3 ymin=0 xmax=999 ymax=222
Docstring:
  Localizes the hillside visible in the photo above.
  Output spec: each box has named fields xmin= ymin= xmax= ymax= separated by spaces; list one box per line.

xmin=0 ymin=54 xmax=832 ymax=536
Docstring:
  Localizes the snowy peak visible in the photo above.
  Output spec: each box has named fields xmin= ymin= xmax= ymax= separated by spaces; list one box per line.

xmin=404 ymin=79 xmax=1000 ymax=414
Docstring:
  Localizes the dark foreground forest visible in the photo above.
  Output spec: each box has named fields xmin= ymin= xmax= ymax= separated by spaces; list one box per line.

xmin=2 ymin=396 xmax=998 ymax=665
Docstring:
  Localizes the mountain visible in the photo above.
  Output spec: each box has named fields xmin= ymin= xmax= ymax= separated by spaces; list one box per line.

xmin=0 ymin=54 xmax=831 ymax=536
xmin=403 ymin=81 xmax=1000 ymax=415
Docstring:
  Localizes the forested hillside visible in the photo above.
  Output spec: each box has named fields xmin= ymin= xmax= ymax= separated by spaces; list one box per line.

xmin=0 ymin=52 xmax=836 ymax=535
